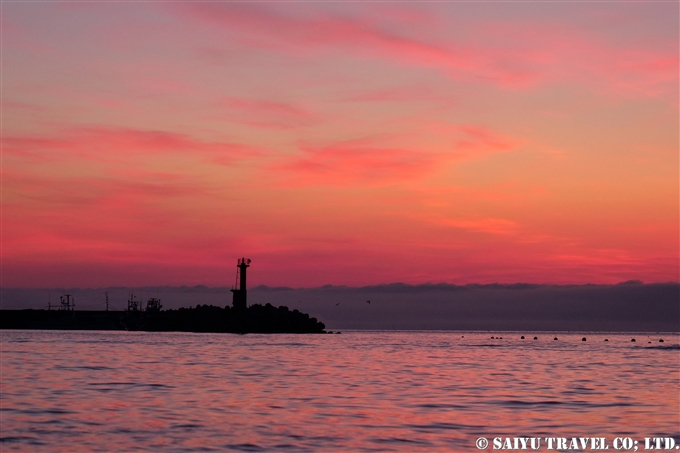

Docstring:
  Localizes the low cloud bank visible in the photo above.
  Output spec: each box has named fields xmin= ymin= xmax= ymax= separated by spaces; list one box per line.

xmin=2 ymin=282 xmax=678 ymax=332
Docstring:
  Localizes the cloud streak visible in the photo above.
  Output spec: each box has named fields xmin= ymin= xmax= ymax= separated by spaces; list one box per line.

xmin=180 ymin=3 xmax=678 ymax=96
xmin=270 ymin=126 xmax=522 ymax=187
xmin=434 ymin=217 xmax=519 ymax=235
xmin=3 ymin=126 xmax=267 ymax=165
xmin=219 ymin=97 xmax=319 ymax=130
xmin=273 ymin=144 xmax=447 ymax=187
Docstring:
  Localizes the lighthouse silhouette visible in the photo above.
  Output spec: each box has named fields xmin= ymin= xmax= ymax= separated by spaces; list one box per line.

xmin=230 ymin=258 xmax=250 ymax=309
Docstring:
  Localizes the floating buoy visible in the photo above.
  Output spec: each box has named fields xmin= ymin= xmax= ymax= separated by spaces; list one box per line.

xmin=659 ymin=339 xmax=664 ymax=343
xmin=554 ymin=337 xmax=558 ymax=341
xmin=604 ymin=339 xmax=609 ymax=342
xmin=582 ymin=337 xmax=586 ymax=341
xmin=631 ymin=338 xmax=635 ymax=342
xmin=533 ymin=337 xmax=538 ymax=340
xmin=521 ymin=336 xmax=525 ymax=339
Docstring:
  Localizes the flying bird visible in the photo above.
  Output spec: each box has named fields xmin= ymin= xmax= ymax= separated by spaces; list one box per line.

xmin=366 ymin=300 xmax=371 ymax=304
xmin=335 ymin=303 xmax=340 ymax=306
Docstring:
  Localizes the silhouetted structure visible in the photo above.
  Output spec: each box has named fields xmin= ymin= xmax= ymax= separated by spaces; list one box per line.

xmin=0 ymin=303 xmax=326 ymax=333
xmin=146 ymin=298 xmax=162 ymax=313
xmin=127 ymin=293 xmax=140 ymax=312
xmin=230 ymin=257 xmax=251 ymax=310
xmin=60 ymin=294 xmax=74 ymax=311
xmin=0 ymin=257 xmax=326 ymax=334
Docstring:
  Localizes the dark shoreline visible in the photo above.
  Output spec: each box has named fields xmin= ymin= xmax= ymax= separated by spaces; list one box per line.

xmin=0 ymin=304 xmax=326 ymax=334
xmin=5 ymin=282 xmax=677 ymax=332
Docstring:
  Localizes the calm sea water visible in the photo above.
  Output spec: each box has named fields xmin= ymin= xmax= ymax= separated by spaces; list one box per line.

xmin=1 ymin=330 xmax=678 ymax=452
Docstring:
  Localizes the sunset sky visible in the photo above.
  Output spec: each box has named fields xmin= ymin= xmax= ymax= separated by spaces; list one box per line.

xmin=3 ymin=1 xmax=678 ymax=288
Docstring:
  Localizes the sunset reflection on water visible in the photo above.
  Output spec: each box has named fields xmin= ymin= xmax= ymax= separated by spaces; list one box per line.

xmin=1 ymin=331 xmax=678 ymax=452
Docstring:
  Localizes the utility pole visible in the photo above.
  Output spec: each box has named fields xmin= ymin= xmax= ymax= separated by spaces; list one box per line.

xmin=105 ymin=292 xmax=109 ymax=312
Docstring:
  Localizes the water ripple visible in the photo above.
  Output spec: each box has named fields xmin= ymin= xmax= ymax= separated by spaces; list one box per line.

xmin=1 ymin=330 xmax=678 ymax=452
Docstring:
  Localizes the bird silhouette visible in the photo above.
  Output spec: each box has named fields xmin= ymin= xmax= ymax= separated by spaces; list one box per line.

xmin=366 ymin=300 xmax=371 ymax=304
xmin=335 ymin=303 xmax=340 ymax=306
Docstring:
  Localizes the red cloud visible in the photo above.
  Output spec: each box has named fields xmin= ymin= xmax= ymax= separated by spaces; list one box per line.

xmin=2 ymin=100 xmax=47 ymax=113
xmin=219 ymin=97 xmax=319 ymax=129
xmin=455 ymin=125 xmax=521 ymax=157
xmin=270 ymin=126 xmax=522 ymax=186
xmin=3 ymin=169 xmax=214 ymax=212
xmin=342 ymin=85 xmax=456 ymax=106
xmin=433 ymin=217 xmax=519 ymax=235
xmin=273 ymin=143 xmax=445 ymax=187
xmin=3 ymin=126 xmax=266 ymax=165
xmin=180 ymin=4 xmax=481 ymax=78
xmin=178 ymin=4 xmax=678 ymax=96
xmin=2 ymin=167 xmax=227 ymax=275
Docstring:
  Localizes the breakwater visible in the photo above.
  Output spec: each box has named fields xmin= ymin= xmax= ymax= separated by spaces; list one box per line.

xmin=0 ymin=303 xmax=326 ymax=333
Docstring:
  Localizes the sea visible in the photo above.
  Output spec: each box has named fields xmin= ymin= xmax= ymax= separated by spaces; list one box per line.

xmin=1 ymin=330 xmax=678 ymax=452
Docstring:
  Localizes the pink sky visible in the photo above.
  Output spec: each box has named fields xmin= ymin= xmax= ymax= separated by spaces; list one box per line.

xmin=2 ymin=2 xmax=678 ymax=288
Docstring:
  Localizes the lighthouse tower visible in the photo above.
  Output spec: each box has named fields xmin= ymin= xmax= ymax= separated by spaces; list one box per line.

xmin=230 ymin=258 xmax=251 ymax=309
